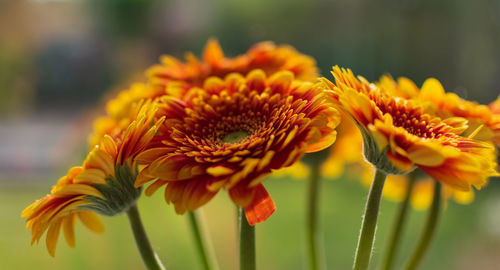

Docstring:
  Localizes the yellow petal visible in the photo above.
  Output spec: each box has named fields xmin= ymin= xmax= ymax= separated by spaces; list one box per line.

xmin=407 ymin=143 xmax=459 ymax=166
xmin=52 ymin=184 xmax=103 ymax=198
xmin=100 ymin=135 xmax=117 ymax=157
xmin=73 ymin=169 xmax=107 ymax=185
xmin=420 ymin=78 xmax=445 ymax=105
xmin=206 ymin=166 xmax=234 ymax=177
xmin=452 ymin=189 xmax=475 ymax=205
xmin=269 ymin=71 xmax=294 ymax=92
xmin=62 ymin=214 xmax=76 ymax=248
xmin=46 ymin=219 xmax=63 ymax=257
xmin=78 ymin=211 xmax=104 ymax=233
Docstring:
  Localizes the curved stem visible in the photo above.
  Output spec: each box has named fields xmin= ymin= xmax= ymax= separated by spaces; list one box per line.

xmin=380 ymin=174 xmax=416 ymax=270
xmin=306 ymin=162 xmax=326 ymax=270
xmin=126 ymin=204 xmax=166 ymax=270
xmin=188 ymin=210 xmax=220 ymax=270
xmin=403 ymin=181 xmax=442 ymax=270
xmin=353 ymin=169 xmax=387 ymax=270
xmin=239 ymin=207 xmax=255 ymax=270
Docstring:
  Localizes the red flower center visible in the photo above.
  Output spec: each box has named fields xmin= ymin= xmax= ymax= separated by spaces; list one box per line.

xmin=375 ymin=96 xmax=441 ymax=139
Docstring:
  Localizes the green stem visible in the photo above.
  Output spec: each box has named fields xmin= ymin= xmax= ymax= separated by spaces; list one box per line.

xmin=306 ymin=162 xmax=326 ymax=270
xmin=380 ymin=174 xmax=416 ymax=270
xmin=403 ymin=181 xmax=442 ymax=270
xmin=126 ymin=204 xmax=166 ymax=270
xmin=353 ymin=169 xmax=387 ymax=270
xmin=239 ymin=207 xmax=255 ymax=270
xmin=187 ymin=210 xmax=219 ymax=270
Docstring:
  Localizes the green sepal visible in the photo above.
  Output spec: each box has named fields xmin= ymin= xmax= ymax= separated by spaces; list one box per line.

xmin=80 ymin=163 xmax=142 ymax=216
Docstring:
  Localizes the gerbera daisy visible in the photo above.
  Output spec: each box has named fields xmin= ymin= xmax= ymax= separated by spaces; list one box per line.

xmin=378 ymin=75 xmax=500 ymax=146
xmin=323 ymin=66 xmax=498 ymax=190
xmin=323 ymin=66 xmax=498 ymax=270
xmin=135 ymin=69 xmax=339 ymax=226
xmin=88 ymin=39 xmax=319 ymax=147
xmin=22 ymin=101 xmax=164 ymax=256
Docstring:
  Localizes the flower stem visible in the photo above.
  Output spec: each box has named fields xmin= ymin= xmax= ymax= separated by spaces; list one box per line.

xmin=187 ymin=210 xmax=220 ymax=270
xmin=353 ymin=169 xmax=387 ymax=270
xmin=380 ymin=174 xmax=416 ymax=270
xmin=239 ymin=207 xmax=255 ymax=270
xmin=306 ymin=162 xmax=326 ymax=270
xmin=403 ymin=181 xmax=442 ymax=270
xmin=126 ymin=203 xmax=166 ymax=270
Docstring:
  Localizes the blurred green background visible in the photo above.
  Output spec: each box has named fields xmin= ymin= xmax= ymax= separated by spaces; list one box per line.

xmin=1 ymin=0 xmax=499 ymax=269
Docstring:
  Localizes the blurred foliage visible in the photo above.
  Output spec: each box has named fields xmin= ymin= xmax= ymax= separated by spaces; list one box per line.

xmin=0 ymin=0 xmax=499 ymax=115
xmin=87 ymin=0 xmax=159 ymax=38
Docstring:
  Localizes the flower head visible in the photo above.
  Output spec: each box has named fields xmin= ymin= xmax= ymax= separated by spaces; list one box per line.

xmin=323 ymin=66 xmax=498 ymax=190
xmin=22 ymin=101 xmax=164 ymax=256
xmin=148 ymin=39 xmax=319 ymax=92
xmin=378 ymin=75 xmax=500 ymax=146
xmin=135 ymin=70 xmax=339 ymax=225
xmin=89 ymin=39 xmax=319 ymax=147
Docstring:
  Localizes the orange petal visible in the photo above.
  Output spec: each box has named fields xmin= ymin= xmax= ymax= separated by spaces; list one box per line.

xmin=229 ymin=182 xmax=257 ymax=207
xmin=145 ymin=180 xmax=168 ymax=196
xmin=147 ymin=154 xmax=194 ymax=180
xmin=165 ymin=180 xmax=217 ymax=214
xmin=203 ymin=38 xmax=224 ymax=67
xmin=135 ymin=148 xmax=171 ymax=164
xmin=306 ymin=130 xmax=337 ymax=153
xmin=244 ymin=184 xmax=276 ymax=226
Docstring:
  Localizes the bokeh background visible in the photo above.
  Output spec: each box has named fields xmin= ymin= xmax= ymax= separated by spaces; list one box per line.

xmin=1 ymin=0 xmax=500 ymax=269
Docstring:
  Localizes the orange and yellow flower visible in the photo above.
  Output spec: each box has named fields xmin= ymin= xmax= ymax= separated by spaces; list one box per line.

xmin=89 ymin=39 xmax=319 ymax=147
xmin=22 ymin=101 xmax=164 ymax=256
xmin=323 ymin=66 xmax=498 ymax=191
xmin=378 ymin=75 xmax=500 ymax=146
xmin=135 ymin=70 xmax=339 ymax=225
